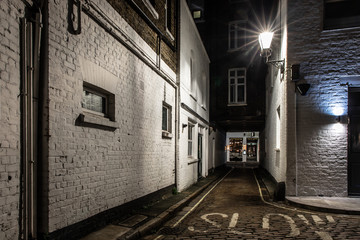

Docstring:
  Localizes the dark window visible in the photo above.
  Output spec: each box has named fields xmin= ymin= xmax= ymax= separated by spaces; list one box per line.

xmin=324 ymin=0 xmax=360 ymax=30
xmin=166 ymin=0 xmax=172 ymax=29
xmin=228 ymin=21 xmax=247 ymax=50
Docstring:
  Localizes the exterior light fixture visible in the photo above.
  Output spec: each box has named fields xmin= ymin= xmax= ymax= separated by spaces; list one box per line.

xmin=259 ymin=31 xmax=285 ymax=73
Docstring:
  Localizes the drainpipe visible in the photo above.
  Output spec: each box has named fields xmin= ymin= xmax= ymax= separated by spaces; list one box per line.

xmin=20 ymin=6 xmax=42 ymax=239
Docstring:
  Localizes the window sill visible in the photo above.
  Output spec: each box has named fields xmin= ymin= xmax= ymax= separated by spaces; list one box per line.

xmin=188 ymin=159 xmax=198 ymax=165
xmin=166 ymin=28 xmax=175 ymax=42
xmin=227 ymin=103 xmax=247 ymax=107
xmin=162 ymin=131 xmax=173 ymax=139
xmin=190 ymin=94 xmax=197 ymax=102
xmin=76 ymin=112 xmax=117 ymax=131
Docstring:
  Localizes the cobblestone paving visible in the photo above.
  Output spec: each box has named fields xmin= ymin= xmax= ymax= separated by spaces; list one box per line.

xmin=142 ymin=168 xmax=360 ymax=240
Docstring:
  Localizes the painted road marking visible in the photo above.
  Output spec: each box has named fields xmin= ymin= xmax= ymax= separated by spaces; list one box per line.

xmin=263 ymin=213 xmax=300 ymax=237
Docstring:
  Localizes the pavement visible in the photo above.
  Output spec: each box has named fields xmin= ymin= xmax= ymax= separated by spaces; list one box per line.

xmin=81 ymin=163 xmax=360 ymax=240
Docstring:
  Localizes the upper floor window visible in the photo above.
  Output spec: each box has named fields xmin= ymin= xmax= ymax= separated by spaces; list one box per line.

xmin=228 ymin=68 xmax=246 ymax=105
xmin=165 ymin=0 xmax=174 ymax=39
xmin=143 ymin=0 xmax=159 ymax=19
xmin=228 ymin=21 xmax=247 ymax=51
xmin=323 ymin=0 xmax=360 ymax=30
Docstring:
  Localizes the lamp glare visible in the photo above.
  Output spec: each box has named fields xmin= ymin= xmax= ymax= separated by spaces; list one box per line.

xmin=259 ymin=32 xmax=274 ymax=51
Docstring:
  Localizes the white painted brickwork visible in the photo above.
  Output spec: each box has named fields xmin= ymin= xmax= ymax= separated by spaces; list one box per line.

xmin=177 ymin=0 xmax=210 ymax=192
xmin=47 ymin=0 xmax=176 ymax=232
xmin=286 ymin=0 xmax=360 ymax=196
xmin=0 ymin=1 xmax=26 ymax=239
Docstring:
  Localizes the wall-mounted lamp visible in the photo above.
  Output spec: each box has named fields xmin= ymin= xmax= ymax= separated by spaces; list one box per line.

xmin=259 ymin=32 xmax=285 ymax=73
xmin=296 ymin=83 xmax=311 ymax=96
xmin=182 ymin=123 xmax=188 ymax=129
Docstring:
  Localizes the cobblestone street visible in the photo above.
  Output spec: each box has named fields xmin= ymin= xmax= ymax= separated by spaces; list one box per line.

xmin=142 ymin=168 xmax=360 ymax=240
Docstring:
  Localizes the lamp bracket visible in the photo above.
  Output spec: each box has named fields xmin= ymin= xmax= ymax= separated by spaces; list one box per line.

xmin=267 ymin=59 xmax=285 ymax=74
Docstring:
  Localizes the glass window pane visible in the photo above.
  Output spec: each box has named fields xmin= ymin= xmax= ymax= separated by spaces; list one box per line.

xmin=82 ymin=90 xmax=105 ymax=114
xmin=237 ymin=77 xmax=244 ymax=84
xmin=162 ymin=106 xmax=168 ymax=131
xmin=237 ymin=70 xmax=245 ymax=76
xmin=230 ymin=70 xmax=235 ymax=77
xmin=237 ymin=85 xmax=244 ymax=102
xmin=230 ymin=85 xmax=235 ymax=103
xmin=230 ymin=78 xmax=235 ymax=84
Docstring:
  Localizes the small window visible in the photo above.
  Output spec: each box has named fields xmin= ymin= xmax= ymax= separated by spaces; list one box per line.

xmin=228 ymin=21 xmax=247 ymax=50
xmin=193 ymin=10 xmax=202 ymax=19
xmin=228 ymin=68 xmax=246 ymax=105
xmin=162 ymin=103 xmax=172 ymax=132
xmin=323 ymin=0 xmax=360 ymax=30
xmin=82 ymin=82 xmax=115 ymax=121
xmin=188 ymin=124 xmax=194 ymax=157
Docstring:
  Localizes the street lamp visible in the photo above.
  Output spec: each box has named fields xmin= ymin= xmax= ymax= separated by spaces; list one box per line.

xmin=259 ymin=31 xmax=284 ymax=73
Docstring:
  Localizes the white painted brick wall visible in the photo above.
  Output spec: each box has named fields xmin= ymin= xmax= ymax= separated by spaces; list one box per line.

xmin=47 ymin=0 xmax=176 ymax=232
xmin=177 ymin=0 xmax=210 ymax=192
xmin=286 ymin=0 xmax=360 ymax=196
xmin=0 ymin=1 xmax=26 ymax=239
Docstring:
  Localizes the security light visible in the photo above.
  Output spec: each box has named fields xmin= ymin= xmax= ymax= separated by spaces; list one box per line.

xmin=259 ymin=31 xmax=284 ymax=73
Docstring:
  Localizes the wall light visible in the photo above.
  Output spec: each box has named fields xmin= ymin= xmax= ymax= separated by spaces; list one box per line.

xmin=259 ymin=31 xmax=285 ymax=73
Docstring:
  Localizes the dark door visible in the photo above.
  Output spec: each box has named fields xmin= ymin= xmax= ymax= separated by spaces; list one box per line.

xmin=348 ymin=89 xmax=360 ymax=195
xmin=198 ymin=134 xmax=203 ymax=179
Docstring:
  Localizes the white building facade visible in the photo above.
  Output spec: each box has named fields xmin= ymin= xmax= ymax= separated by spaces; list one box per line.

xmin=177 ymin=0 xmax=211 ymax=191
xmin=265 ymin=0 xmax=360 ymax=197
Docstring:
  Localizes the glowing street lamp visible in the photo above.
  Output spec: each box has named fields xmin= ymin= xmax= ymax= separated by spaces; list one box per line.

xmin=258 ymin=31 xmax=284 ymax=73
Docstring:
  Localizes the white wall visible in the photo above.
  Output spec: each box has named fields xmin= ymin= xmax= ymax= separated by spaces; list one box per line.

xmin=178 ymin=0 xmax=210 ymax=191
xmin=0 ymin=1 xmax=26 ymax=239
xmin=46 ymin=0 xmax=177 ymax=232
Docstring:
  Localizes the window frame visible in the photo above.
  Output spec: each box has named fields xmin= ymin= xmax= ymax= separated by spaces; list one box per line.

xmin=165 ymin=0 xmax=175 ymax=40
xmin=228 ymin=20 xmax=247 ymax=51
xmin=142 ymin=0 xmax=159 ymax=19
xmin=162 ymin=102 xmax=172 ymax=133
xmin=323 ymin=0 xmax=360 ymax=30
xmin=82 ymin=82 xmax=115 ymax=121
xmin=188 ymin=123 xmax=195 ymax=157
xmin=228 ymin=68 xmax=247 ymax=105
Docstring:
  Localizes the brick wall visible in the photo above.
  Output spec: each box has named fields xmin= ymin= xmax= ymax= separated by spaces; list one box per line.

xmin=107 ymin=0 xmax=177 ymax=72
xmin=0 ymin=1 xmax=26 ymax=239
xmin=46 ymin=0 xmax=176 ymax=233
xmin=286 ymin=0 xmax=360 ymax=196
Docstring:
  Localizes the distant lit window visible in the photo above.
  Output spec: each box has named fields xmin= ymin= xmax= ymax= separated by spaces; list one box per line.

xmin=193 ymin=10 xmax=202 ymax=19
xmin=82 ymin=83 xmax=115 ymax=121
xmin=324 ymin=0 xmax=360 ymax=30
xmin=162 ymin=103 xmax=172 ymax=132
xmin=228 ymin=68 xmax=246 ymax=105
xmin=228 ymin=21 xmax=247 ymax=50
xmin=188 ymin=123 xmax=194 ymax=157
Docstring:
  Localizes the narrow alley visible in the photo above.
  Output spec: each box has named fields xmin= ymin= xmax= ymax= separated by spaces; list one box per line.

xmin=142 ymin=168 xmax=360 ymax=240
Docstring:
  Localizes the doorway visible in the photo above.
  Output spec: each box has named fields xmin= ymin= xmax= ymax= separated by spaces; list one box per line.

xmin=198 ymin=134 xmax=203 ymax=179
xmin=348 ymin=88 xmax=360 ymax=195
